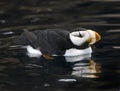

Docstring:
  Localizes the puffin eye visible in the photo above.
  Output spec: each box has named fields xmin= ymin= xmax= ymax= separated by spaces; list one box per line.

xmin=79 ymin=32 xmax=83 ymax=37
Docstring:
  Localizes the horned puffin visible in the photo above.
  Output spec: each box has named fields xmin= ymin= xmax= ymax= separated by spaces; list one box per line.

xmin=13 ymin=28 xmax=101 ymax=59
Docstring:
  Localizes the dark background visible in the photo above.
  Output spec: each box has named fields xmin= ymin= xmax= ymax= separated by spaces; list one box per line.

xmin=0 ymin=0 xmax=120 ymax=91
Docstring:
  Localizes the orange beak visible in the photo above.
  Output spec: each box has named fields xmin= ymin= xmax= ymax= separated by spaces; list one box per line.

xmin=86 ymin=30 xmax=101 ymax=45
xmin=95 ymin=31 xmax=101 ymax=42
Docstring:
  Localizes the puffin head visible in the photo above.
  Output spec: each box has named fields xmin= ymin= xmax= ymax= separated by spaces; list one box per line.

xmin=69 ymin=29 xmax=101 ymax=46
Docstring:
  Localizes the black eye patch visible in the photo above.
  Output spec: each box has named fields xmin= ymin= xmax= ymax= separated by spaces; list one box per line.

xmin=79 ymin=32 xmax=83 ymax=37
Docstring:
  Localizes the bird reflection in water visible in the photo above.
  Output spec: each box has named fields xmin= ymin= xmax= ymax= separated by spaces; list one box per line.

xmin=71 ymin=59 xmax=101 ymax=78
xmin=36 ymin=53 xmax=101 ymax=79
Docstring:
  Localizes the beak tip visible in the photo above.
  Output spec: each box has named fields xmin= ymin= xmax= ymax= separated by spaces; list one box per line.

xmin=95 ymin=32 xmax=101 ymax=42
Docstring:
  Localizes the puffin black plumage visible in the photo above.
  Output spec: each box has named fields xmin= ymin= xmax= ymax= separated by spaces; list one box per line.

xmin=12 ymin=28 xmax=101 ymax=58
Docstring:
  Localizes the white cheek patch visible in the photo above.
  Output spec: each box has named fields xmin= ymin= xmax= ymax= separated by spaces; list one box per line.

xmin=86 ymin=30 xmax=96 ymax=45
xmin=69 ymin=31 xmax=89 ymax=46
xmin=69 ymin=35 xmax=82 ymax=46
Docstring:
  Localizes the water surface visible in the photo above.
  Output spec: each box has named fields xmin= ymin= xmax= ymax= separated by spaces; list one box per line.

xmin=0 ymin=0 xmax=120 ymax=91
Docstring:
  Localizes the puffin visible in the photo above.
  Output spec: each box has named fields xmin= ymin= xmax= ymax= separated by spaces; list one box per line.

xmin=12 ymin=28 xmax=101 ymax=60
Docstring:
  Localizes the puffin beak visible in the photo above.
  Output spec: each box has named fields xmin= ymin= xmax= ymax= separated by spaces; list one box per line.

xmin=94 ymin=31 xmax=101 ymax=42
xmin=86 ymin=30 xmax=101 ymax=45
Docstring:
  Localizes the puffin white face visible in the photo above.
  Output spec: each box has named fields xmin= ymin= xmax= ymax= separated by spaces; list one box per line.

xmin=69 ymin=30 xmax=101 ymax=46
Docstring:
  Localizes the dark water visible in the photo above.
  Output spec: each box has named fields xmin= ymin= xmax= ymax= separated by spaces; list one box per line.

xmin=0 ymin=0 xmax=120 ymax=91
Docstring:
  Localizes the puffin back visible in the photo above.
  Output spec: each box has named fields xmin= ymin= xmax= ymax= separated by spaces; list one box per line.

xmin=33 ymin=29 xmax=71 ymax=55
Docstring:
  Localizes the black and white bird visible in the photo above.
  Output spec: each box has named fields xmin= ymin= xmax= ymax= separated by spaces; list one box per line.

xmin=13 ymin=28 xmax=101 ymax=60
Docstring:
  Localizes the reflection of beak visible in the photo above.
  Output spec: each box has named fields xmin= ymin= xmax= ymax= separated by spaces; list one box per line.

xmin=86 ymin=30 xmax=101 ymax=45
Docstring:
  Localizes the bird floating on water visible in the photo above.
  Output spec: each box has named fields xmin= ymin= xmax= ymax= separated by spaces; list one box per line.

xmin=13 ymin=28 xmax=101 ymax=60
